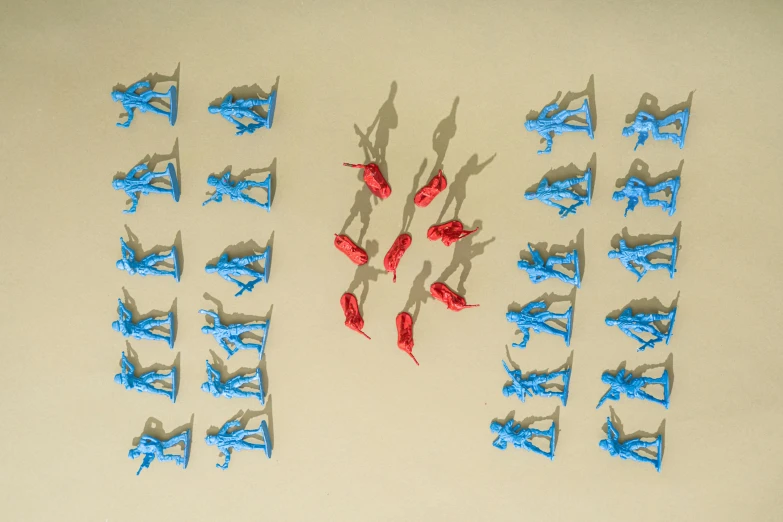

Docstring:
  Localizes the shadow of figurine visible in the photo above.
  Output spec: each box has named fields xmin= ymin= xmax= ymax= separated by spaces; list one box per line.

xmin=528 ymin=74 xmax=597 ymax=134
xmin=133 ymin=413 xmax=193 ymax=448
xmin=616 ymin=158 xmax=684 ymax=189
xmin=210 ymin=77 xmax=280 ymax=110
xmin=625 ymin=91 xmax=694 ymax=125
xmin=437 ymin=153 xmax=496 ymax=222
xmin=606 ymin=407 xmax=667 ymax=460
xmin=238 ymin=157 xmax=277 ymax=206
xmin=400 ymin=159 xmax=429 ymax=234
xmin=608 ymin=292 xmax=680 ymax=320
xmin=114 ymin=64 xmax=181 ymax=117
xmin=346 ymin=241 xmax=386 ymax=308
xmin=354 ymin=81 xmax=398 ymax=175
xmin=432 ymin=96 xmax=459 ymax=170
xmin=438 ymin=220 xmax=496 ymax=295
xmin=524 ymin=228 xmax=586 ymax=284
xmin=404 ymin=261 xmax=433 ymax=322
xmin=341 ymin=184 xmax=375 ymax=244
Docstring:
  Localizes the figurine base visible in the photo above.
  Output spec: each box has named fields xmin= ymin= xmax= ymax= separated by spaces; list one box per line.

xmin=666 ymin=307 xmax=677 ymax=344
xmin=259 ymin=318 xmax=270 ymax=360
xmin=660 ymin=369 xmax=671 ymax=409
xmin=166 ymin=312 xmax=175 ymax=349
xmin=565 ymin=308 xmax=574 ymax=347
xmin=170 ymin=367 xmax=178 ymax=403
xmin=260 ymin=420 xmax=272 ymax=458
xmin=260 ymin=174 xmax=272 ymax=212
xmin=168 ymin=86 xmax=178 ymax=126
xmin=669 ymin=237 xmax=679 ymax=278
xmin=167 ymin=163 xmax=181 ymax=202
xmin=654 ymin=435 xmax=663 ymax=472
xmin=573 ymin=250 xmax=581 ymax=289
xmin=582 ymin=99 xmax=594 ymax=139
xmin=262 ymin=245 xmax=272 ymax=283
xmin=585 ymin=167 xmax=593 ymax=206
xmin=545 ymin=423 xmax=556 ymax=460
xmin=183 ymin=429 xmax=192 ymax=469
xmin=561 ymin=367 xmax=572 ymax=406
xmin=171 ymin=245 xmax=181 ymax=283
xmin=266 ymin=91 xmax=277 ymax=129
xmin=678 ymin=109 xmax=689 ymax=149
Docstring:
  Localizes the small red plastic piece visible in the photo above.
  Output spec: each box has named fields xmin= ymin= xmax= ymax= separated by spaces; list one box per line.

xmin=396 ymin=312 xmax=418 ymax=365
xmin=334 ymin=234 xmax=368 ymax=265
xmin=430 ymin=282 xmax=479 ymax=311
xmin=383 ymin=233 xmax=412 ymax=283
xmin=341 ymin=293 xmax=370 ymax=339
xmin=414 ymin=169 xmax=447 ymax=208
xmin=343 ymin=162 xmax=392 ymax=199
xmin=426 ymin=220 xmax=479 ymax=246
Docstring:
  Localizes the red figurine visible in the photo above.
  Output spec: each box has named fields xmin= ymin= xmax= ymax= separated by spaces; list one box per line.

xmin=334 ymin=234 xmax=368 ymax=265
xmin=413 ymin=169 xmax=447 ymax=208
xmin=395 ymin=312 xmax=418 ymax=365
xmin=430 ymin=282 xmax=479 ymax=311
xmin=341 ymin=293 xmax=370 ymax=339
xmin=343 ymin=162 xmax=392 ymax=199
xmin=383 ymin=233 xmax=412 ymax=283
xmin=426 ymin=220 xmax=478 ymax=246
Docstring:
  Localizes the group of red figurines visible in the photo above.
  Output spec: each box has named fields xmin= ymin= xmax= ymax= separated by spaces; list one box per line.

xmin=336 ymin=162 xmax=479 ymax=366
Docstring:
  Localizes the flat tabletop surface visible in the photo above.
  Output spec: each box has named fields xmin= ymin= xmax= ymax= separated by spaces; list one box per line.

xmin=1 ymin=1 xmax=781 ymax=520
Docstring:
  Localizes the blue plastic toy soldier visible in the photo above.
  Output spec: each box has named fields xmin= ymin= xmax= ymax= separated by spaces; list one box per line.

xmin=203 ymin=171 xmax=271 ymax=211
xmin=596 ymin=368 xmax=670 ymax=409
xmin=506 ymin=301 xmax=573 ymax=348
xmin=490 ymin=418 xmax=556 ymax=460
xmin=204 ymin=248 xmax=271 ymax=296
xmin=112 ymin=299 xmax=174 ymax=349
xmin=113 ymin=162 xmax=180 ymax=213
xmin=128 ymin=429 xmax=191 ymax=475
xmin=208 ymin=92 xmax=277 ymax=135
xmin=502 ymin=361 xmax=571 ymax=406
xmin=201 ymin=361 xmax=265 ymax=404
xmin=524 ymin=99 xmax=593 ymax=154
xmin=599 ymin=417 xmax=663 ymax=472
xmin=112 ymin=81 xmax=178 ymax=127
xmin=608 ymin=238 xmax=678 ymax=281
xmin=114 ymin=351 xmax=177 ymax=402
xmin=606 ymin=306 xmax=677 ymax=351
xmin=205 ymin=418 xmax=272 ymax=469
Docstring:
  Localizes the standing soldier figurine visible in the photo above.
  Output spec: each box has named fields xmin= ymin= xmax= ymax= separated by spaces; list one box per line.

xmin=112 ymin=162 xmax=180 ymax=213
xmin=203 ymin=170 xmax=272 ymax=211
xmin=489 ymin=418 xmax=556 ymax=460
xmin=112 ymin=80 xmax=178 ymax=127
xmin=622 ymin=108 xmax=689 ymax=150
xmin=208 ymin=92 xmax=277 ymax=135
xmin=112 ymin=299 xmax=174 ymax=349
xmin=613 ymin=176 xmax=681 ymax=217
xmin=506 ymin=301 xmax=573 ymax=349
xmin=517 ymin=243 xmax=581 ymax=287
xmin=606 ymin=306 xmax=677 ymax=351
xmin=114 ymin=351 xmax=177 ymax=402
xmin=201 ymin=361 xmax=265 ymax=404
xmin=608 ymin=238 xmax=679 ymax=281
xmin=128 ymin=429 xmax=191 ymax=475
xmin=525 ymin=168 xmax=592 ymax=218
xmin=199 ymin=310 xmax=270 ymax=359
xmin=599 ymin=417 xmax=663 ymax=472
xmin=502 ymin=361 xmax=571 ymax=406
xmin=524 ymin=98 xmax=593 ymax=154
xmin=596 ymin=368 xmax=670 ymax=409
xmin=116 ymin=237 xmax=180 ymax=281
xmin=205 ymin=418 xmax=272 ymax=470
xmin=204 ymin=247 xmax=271 ymax=296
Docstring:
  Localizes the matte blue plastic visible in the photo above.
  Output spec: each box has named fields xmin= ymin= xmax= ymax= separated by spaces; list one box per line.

xmin=506 ymin=302 xmax=573 ymax=349
xmin=525 ymin=168 xmax=592 ymax=218
xmin=204 ymin=248 xmax=271 ymax=296
xmin=490 ymin=418 xmax=556 ymax=460
xmin=117 ymin=237 xmax=180 ymax=281
xmin=622 ymin=109 xmax=689 ymax=151
xmin=599 ymin=417 xmax=662 ymax=472
xmin=128 ymin=429 xmax=191 ymax=475
xmin=113 ymin=163 xmax=180 ymax=213
xmin=524 ymin=99 xmax=594 ymax=154
xmin=597 ymin=368 xmax=670 ymax=409
xmin=112 ymin=81 xmax=177 ymax=127
xmin=114 ymin=351 xmax=176 ymax=403
xmin=502 ymin=361 xmax=571 ymax=406
xmin=606 ymin=307 xmax=677 ymax=351
xmin=208 ymin=92 xmax=277 ymax=135
xmin=608 ymin=238 xmax=678 ymax=281
xmin=613 ymin=176 xmax=680 ymax=217
xmin=202 ymin=361 xmax=265 ymax=404
xmin=205 ymin=419 xmax=272 ymax=469
xmin=518 ymin=243 xmax=581 ymax=288
xmin=199 ymin=310 xmax=269 ymax=359
xmin=203 ymin=171 xmax=271 ymax=212
xmin=112 ymin=299 xmax=174 ymax=349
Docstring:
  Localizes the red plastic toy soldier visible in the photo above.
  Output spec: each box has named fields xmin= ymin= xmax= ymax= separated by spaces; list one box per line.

xmin=383 ymin=234 xmax=412 ymax=283
xmin=427 ymin=220 xmax=478 ymax=247
xmin=413 ymin=169 xmax=447 ymax=208
xmin=430 ymin=282 xmax=479 ymax=311
xmin=340 ymin=293 xmax=370 ymax=339
xmin=334 ymin=234 xmax=368 ymax=265
xmin=395 ymin=312 xmax=418 ymax=365
xmin=343 ymin=162 xmax=392 ymax=199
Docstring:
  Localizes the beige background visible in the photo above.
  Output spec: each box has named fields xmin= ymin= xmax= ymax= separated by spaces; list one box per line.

xmin=1 ymin=0 xmax=782 ymax=520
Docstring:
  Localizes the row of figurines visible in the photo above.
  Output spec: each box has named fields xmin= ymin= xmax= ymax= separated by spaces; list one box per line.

xmin=491 ymin=414 xmax=664 ymax=472
xmin=111 ymin=80 xmax=276 ymax=135
xmin=127 ymin=416 xmax=271 ymax=474
xmin=110 ymin=78 xmax=690 ymax=155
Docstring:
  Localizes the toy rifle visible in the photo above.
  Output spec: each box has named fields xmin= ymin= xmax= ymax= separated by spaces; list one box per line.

xmin=234 ymin=276 xmax=263 ymax=297
xmin=136 ymin=453 xmax=154 ymax=475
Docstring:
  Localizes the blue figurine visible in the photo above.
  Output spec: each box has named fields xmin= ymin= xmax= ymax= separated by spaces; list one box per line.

xmin=202 ymin=361 xmax=265 ymax=404
xmin=204 ymin=248 xmax=271 ymax=296
xmin=608 ymin=238 xmax=678 ymax=281
xmin=502 ymin=361 xmax=571 ymax=406
xmin=596 ymin=368 xmax=670 ymax=409
xmin=128 ymin=429 xmax=191 ymax=475
xmin=203 ymin=171 xmax=271 ymax=212
xmin=518 ymin=243 xmax=581 ymax=288
xmin=524 ymin=99 xmax=593 ymax=154
xmin=117 ymin=237 xmax=180 ymax=281
xmin=112 ymin=81 xmax=178 ymax=128
xmin=506 ymin=302 xmax=573 ymax=349
xmin=599 ymin=417 xmax=663 ymax=472
xmin=112 ymin=299 xmax=174 ymax=349
xmin=490 ymin=418 xmax=556 ymax=460
xmin=205 ymin=418 xmax=272 ymax=469
xmin=613 ymin=176 xmax=681 ymax=217
xmin=606 ymin=306 xmax=677 ymax=351
xmin=113 ymin=162 xmax=181 ymax=213
xmin=208 ymin=92 xmax=277 ymax=135
xmin=623 ymin=108 xmax=689 ymax=150
xmin=114 ymin=351 xmax=177 ymax=403
xmin=525 ymin=168 xmax=592 ymax=218
xmin=199 ymin=310 xmax=270 ymax=359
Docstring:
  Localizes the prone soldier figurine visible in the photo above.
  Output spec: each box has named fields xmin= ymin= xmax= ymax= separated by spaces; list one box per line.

xmin=518 ymin=243 xmax=580 ymax=287
xmin=128 ymin=429 xmax=191 ymax=475
xmin=502 ymin=361 xmax=571 ymax=406
xmin=622 ymin=108 xmax=689 ymax=151
xmin=608 ymin=237 xmax=678 ymax=281
xmin=525 ymin=168 xmax=592 ymax=218
xmin=112 ymin=162 xmax=180 ymax=213
xmin=599 ymin=416 xmax=663 ymax=472
xmin=208 ymin=92 xmax=277 ymax=135
xmin=506 ymin=301 xmax=573 ymax=349
xmin=199 ymin=310 xmax=269 ymax=360
xmin=524 ymin=98 xmax=594 ymax=154
xmin=205 ymin=247 xmax=271 ymax=296
xmin=205 ymin=418 xmax=272 ymax=470
xmin=596 ymin=368 xmax=670 ymax=409
xmin=613 ymin=176 xmax=680 ymax=217
xmin=490 ymin=418 xmax=556 ymax=460
xmin=112 ymin=299 xmax=174 ymax=349
xmin=606 ymin=306 xmax=677 ymax=351
xmin=114 ymin=351 xmax=177 ymax=402
xmin=111 ymin=80 xmax=177 ymax=127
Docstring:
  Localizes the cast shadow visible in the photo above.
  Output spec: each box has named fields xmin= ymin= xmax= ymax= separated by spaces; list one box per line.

xmin=353 ymin=81 xmax=398 ymax=177
xmin=400 ymin=158 xmax=429 ymax=234
xmin=527 ymin=74 xmax=597 ymax=133
xmin=201 ymin=293 xmax=271 ymax=345
xmin=341 ymin=184 xmax=374 ymax=244
xmin=123 ymin=342 xmax=180 ymax=397
xmin=615 ymin=158 xmax=684 ymax=189
xmin=404 ymin=261 xmax=433 ymax=322
xmin=608 ymin=292 xmax=680 ymax=320
xmin=437 ymin=152 xmax=496 ymax=222
xmin=432 ymin=96 xmax=459 ymax=171
xmin=206 ymin=399 xmax=275 ymax=450
xmin=120 ymin=288 xmax=177 ymax=340
xmin=346 ymin=241 xmax=386 ymax=308
xmin=133 ymin=412 xmax=193 ymax=448
xmin=438 ymin=220 xmax=496 ymax=295
xmin=606 ymin=407 xmax=666 ymax=460
xmin=625 ymin=91 xmax=694 ymax=124
xmin=241 ymin=157 xmax=277 ymax=206
xmin=209 ymin=76 xmax=280 ymax=119
xmin=505 ymin=347 xmax=574 ymax=376
xmin=207 ymin=349 xmax=267 ymax=399
xmin=522 ymin=228 xmax=586 ymax=283
xmin=611 ymin=352 xmax=675 ymax=397
xmin=526 ymin=153 xmax=596 ymax=199
xmin=610 ymin=223 xmax=682 ymax=263
xmin=122 ymin=226 xmax=182 ymax=275
xmin=114 ymin=63 xmax=181 ymax=116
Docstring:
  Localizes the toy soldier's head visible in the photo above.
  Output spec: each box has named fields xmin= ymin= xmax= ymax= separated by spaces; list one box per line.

xmin=490 ymin=421 xmax=503 ymax=433
xmin=208 ymin=105 xmax=221 ymax=114
xmin=204 ymin=433 xmax=218 ymax=446
xmin=111 ymin=91 xmax=123 ymax=102
xmin=113 ymin=373 xmax=125 ymax=385
xmin=611 ymin=190 xmax=625 ymax=201
xmin=200 ymin=382 xmax=212 ymax=393
xmin=111 ymin=320 xmax=121 ymax=332
xmin=505 ymin=311 xmax=520 ymax=323
xmin=599 ymin=439 xmax=615 ymax=454
xmin=524 ymin=120 xmax=536 ymax=131
xmin=621 ymin=125 xmax=635 ymax=137
xmin=206 ymin=175 xmax=220 ymax=187
xmin=116 ymin=260 xmax=127 ymax=270
xmin=502 ymin=385 xmax=514 ymax=398
xmin=600 ymin=372 xmax=615 ymax=385
xmin=112 ymin=179 xmax=124 ymax=190
xmin=201 ymin=325 xmax=213 ymax=334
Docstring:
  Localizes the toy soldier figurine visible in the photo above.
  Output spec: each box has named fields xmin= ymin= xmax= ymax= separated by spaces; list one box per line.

xmin=199 ymin=310 xmax=269 ymax=359
xmin=203 ymin=171 xmax=272 ymax=211
xmin=506 ymin=301 xmax=573 ymax=349
xmin=613 ymin=176 xmax=681 ymax=217
xmin=490 ymin=418 xmax=556 ymax=460
xmin=112 ymin=299 xmax=174 ymax=349
xmin=596 ymin=368 xmax=670 ymax=409
xmin=502 ymin=361 xmax=571 ymax=406
xmin=608 ymin=238 xmax=678 ymax=281
xmin=208 ymin=92 xmax=277 ymax=135
xmin=116 ymin=237 xmax=180 ymax=281
xmin=606 ymin=306 xmax=677 ymax=351
xmin=128 ymin=429 xmax=191 ymax=475
xmin=204 ymin=247 xmax=271 ymax=296
xmin=205 ymin=418 xmax=272 ymax=470
xmin=524 ymin=99 xmax=593 ymax=154
xmin=111 ymin=80 xmax=178 ymax=127
xmin=599 ymin=417 xmax=663 ymax=472
xmin=622 ymin=108 xmax=689 ymax=150
xmin=112 ymin=162 xmax=180 ymax=213
xmin=525 ymin=168 xmax=592 ymax=218
xmin=518 ymin=243 xmax=580 ymax=287
xmin=114 ymin=351 xmax=177 ymax=402
xmin=201 ymin=361 xmax=265 ymax=404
